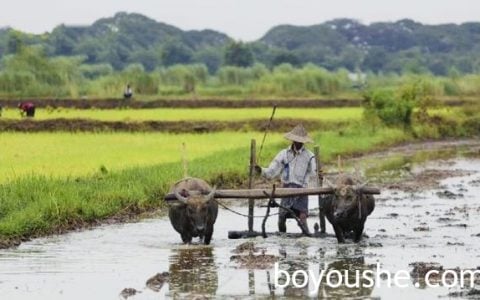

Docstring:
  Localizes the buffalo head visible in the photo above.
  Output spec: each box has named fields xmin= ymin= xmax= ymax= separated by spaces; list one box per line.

xmin=174 ymin=187 xmax=216 ymax=233
xmin=325 ymin=175 xmax=370 ymax=220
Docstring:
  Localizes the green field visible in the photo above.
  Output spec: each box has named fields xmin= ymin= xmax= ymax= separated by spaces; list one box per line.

xmin=0 ymin=132 xmax=286 ymax=181
xmin=0 ymin=126 xmax=408 ymax=182
xmin=1 ymin=107 xmax=363 ymax=122
xmin=1 ymin=107 xmax=458 ymax=123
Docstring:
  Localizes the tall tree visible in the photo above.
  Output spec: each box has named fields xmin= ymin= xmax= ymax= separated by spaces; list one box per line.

xmin=6 ymin=30 xmax=25 ymax=54
xmin=161 ymin=40 xmax=193 ymax=66
xmin=224 ymin=42 xmax=254 ymax=67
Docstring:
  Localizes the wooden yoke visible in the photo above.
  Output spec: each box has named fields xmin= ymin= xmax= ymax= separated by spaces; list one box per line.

xmin=164 ymin=186 xmax=380 ymax=202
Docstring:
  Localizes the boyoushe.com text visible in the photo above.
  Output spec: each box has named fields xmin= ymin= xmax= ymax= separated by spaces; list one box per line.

xmin=274 ymin=263 xmax=480 ymax=292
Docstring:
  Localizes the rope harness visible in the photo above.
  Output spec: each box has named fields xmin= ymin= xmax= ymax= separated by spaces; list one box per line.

xmin=213 ymin=185 xmax=311 ymax=237
xmin=213 ymin=198 xmax=281 ymax=218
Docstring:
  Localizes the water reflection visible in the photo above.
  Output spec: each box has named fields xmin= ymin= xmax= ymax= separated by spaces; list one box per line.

xmin=280 ymin=246 xmax=310 ymax=298
xmin=268 ymin=246 xmax=375 ymax=298
xmin=167 ymin=247 xmax=218 ymax=298
xmin=318 ymin=256 xmax=375 ymax=299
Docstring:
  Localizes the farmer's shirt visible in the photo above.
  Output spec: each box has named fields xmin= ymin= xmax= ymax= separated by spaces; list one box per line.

xmin=261 ymin=145 xmax=318 ymax=188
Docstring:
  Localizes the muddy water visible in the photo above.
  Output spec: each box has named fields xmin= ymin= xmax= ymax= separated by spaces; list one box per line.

xmin=1 ymin=141 xmax=480 ymax=299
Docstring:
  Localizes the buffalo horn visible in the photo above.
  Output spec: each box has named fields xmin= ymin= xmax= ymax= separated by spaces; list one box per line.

xmin=205 ymin=186 xmax=216 ymax=202
xmin=174 ymin=189 xmax=189 ymax=203
xmin=324 ymin=178 xmax=336 ymax=189
xmin=355 ymin=180 xmax=370 ymax=192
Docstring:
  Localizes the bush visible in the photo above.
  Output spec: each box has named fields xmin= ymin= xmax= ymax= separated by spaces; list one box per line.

xmin=252 ymin=64 xmax=350 ymax=96
xmin=217 ymin=66 xmax=255 ymax=85
xmin=363 ymin=88 xmax=415 ymax=129
xmin=463 ymin=116 xmax=480 ymax=135
xmin=79 ymin=64 xmax=114 ymax=79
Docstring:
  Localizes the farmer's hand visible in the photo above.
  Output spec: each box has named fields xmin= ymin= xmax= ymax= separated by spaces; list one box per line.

xmin=318 ymin=168 xmax=324 ymax=182
xmin=253 ymin=165 xmax=262 ymax=176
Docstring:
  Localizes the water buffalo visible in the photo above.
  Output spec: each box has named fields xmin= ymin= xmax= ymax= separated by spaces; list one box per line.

xmin=168 ymin=177 xmax=218 ymax=245
xmin=323 ymin=175 xmax=375 ymax=243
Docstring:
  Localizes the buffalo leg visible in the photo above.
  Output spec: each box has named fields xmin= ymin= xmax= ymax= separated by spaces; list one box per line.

xmin=318 ymin=196 xmax=326 ymax=233
xmin=181 ymin=233 xmax=192 ymax=244
xmin=354 ymin=224 xmax=364 ymax=243
xmin=319 ymin=208 xmax=326 ymax=233
xmin=278 ymin=210 xmax=287 ymax=233
xmin=332 ymin=224 xmax=345 ymax=243
xmin=204 ymin=227 xmax=214 ymax=245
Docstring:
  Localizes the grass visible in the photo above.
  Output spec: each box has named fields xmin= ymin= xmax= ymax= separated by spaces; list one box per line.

xmin=0 ymin=107 xmax=363 ymax=122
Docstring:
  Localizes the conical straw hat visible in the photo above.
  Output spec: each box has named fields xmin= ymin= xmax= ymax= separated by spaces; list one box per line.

xmin=284 ymin=124 xmax=313 ymax=143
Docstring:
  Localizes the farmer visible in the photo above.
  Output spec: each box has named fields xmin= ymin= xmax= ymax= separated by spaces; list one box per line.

xmin=18 ymin=102 xmax=36 ymax=117
xmin=124 ymin=84 xmax=133 ymax=99
xmin=255 ymin=124 xmax=318 ymax=233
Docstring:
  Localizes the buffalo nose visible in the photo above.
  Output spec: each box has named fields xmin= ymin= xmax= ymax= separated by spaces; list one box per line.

xmin=196 ymin=226 xmax=205 ymax=231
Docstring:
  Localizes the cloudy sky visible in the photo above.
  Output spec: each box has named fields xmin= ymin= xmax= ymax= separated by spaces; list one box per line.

xmin=1 ymin=0 xmax=479 ymax=40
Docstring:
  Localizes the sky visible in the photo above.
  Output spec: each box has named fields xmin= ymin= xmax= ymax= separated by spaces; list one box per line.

xmin=1 ymin=0 xmax=479 ymax=41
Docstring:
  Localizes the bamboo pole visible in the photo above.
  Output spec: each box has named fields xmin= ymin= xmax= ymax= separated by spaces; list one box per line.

xmin=248 ymin=139 xmax=256 ymax=232
xmin=181 ymin=142 xmax=188 ymax=178
xmin=314 ymin=146 xmax=326 ymax=233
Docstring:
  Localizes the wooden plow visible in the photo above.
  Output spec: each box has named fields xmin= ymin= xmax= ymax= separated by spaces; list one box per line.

xmin=164 ymin=139 xmax=380 ymax=239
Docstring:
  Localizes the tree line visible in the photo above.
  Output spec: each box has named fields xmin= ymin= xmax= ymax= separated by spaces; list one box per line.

xmin=1 ymin=43 xmax=479 ymax=99
xmin=1 ymin=13 xmax=480 ymax=75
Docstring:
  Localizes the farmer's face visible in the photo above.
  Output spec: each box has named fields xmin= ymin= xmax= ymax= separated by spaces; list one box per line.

xmin=293 ymin=142 xmax=304 ymax=151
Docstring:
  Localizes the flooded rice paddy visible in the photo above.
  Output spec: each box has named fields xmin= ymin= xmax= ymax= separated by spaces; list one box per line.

xmin=0 ymin=140 xmax=479 ymax=299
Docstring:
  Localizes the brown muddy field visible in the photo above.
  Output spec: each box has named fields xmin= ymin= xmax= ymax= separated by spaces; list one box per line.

xmin=0 ymin=140 xmax=479 ymax=299
xmin=0 ymin=118 xmax=344 ymax=133
xmin=0 ymin=98 xmax=469 ymax=109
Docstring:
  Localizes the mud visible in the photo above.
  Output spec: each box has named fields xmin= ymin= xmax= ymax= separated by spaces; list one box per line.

xmin=385 ymin=169 xmax=474 ymax=192
xmin=120 ymin=288 xmax=139 ymax=299
xmin=0 ymin=98 xmax=468 ymax=110
xmin=1 ymin=140 xmax=480 ymax=299
xmin=410 ymin=262 xmax=480 ymax=286
xmin=348 ymin=139 xmax=480 ymax=193
xmin=145 ymin=272 xmax=169 ymax=292
xmin=0 ymin=118 xmax=344 ymax=133
xmin=447 ymin=289 xmax=480 ymax=298
xmin=230 ymin=242 xmax=279 ymax=269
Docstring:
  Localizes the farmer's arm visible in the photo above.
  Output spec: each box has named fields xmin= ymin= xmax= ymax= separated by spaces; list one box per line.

xmin=261 ymin=150 xmax=285 ymax=179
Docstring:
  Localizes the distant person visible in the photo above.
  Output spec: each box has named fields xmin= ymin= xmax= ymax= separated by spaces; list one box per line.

xmin=18 ymin=102 xmax=36 ymax=117
xmin=0 ymin=105 xmax=2 ymax=117
xmin=124 ymin=84 xmax=133 ymax=99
